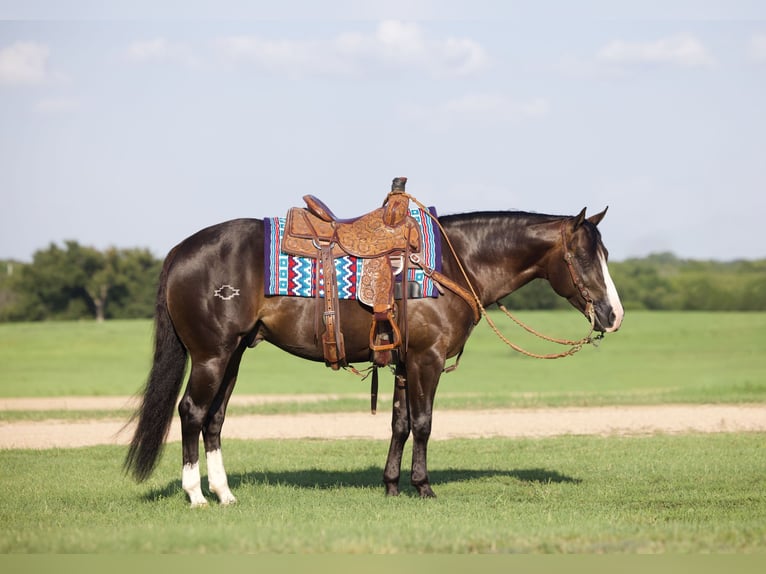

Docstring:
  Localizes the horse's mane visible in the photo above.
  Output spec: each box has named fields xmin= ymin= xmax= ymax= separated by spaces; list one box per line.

xmin=436 ymin=210 xmax=600 ymax=260
xmin=438 ymin=210 xmax=565 ymax=226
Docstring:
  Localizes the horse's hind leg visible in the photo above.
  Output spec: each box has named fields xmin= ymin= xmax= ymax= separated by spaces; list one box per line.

xmin=178 ymin=354 xmax=232 ymax=507
xmin=201 ymin=344 xmax=246 ymax=505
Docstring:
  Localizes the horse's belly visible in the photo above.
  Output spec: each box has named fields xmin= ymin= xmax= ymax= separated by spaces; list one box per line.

xmin=257 ymin=297 xmax=374 ymax=363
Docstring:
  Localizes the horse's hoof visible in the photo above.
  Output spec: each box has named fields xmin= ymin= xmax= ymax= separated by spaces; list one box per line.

xmin=384 ymin=484 xmax=400 ymax=497
xmin=219 ymin=495 xmax=237 ymax=506
xmin=213 ymin=486 xmax=238 ymax=506
xmin=416 ymin=485 xmax=436 ymax=498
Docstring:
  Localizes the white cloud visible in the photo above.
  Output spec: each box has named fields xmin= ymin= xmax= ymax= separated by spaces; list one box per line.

xmin=366 ymin=20 xmax=488 ymax=76
xmin=750 ymin=34 xmax=766 ymax=62
xmin=402 ymin=93 xmax=549 ymax=131
xmin=597 ymin=34 xmax=714 ymax=68
xmin=217 ymin=20 xmax=489 ymax=77
xmin=441 ymin=36 xmax=488 ymax=76
xmin=125 ymin=37 xmax=197 ymax=67
xmin=0 ymin=41 xmax=49 ymax=85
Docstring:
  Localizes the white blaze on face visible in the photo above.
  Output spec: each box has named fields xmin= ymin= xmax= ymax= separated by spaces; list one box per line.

xmin=599 ymin=249 xmax=624 ymax=332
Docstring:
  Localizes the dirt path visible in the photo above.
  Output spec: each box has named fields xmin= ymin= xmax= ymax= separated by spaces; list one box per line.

xmin=0 ymin=396 xmax=764 ymax=449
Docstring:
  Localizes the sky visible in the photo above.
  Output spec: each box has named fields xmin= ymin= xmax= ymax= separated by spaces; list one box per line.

xmin=1 ymin=2 xmax=765 ymax=263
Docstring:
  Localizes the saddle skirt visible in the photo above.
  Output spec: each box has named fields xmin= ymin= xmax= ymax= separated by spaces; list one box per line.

xmin=263 ymin=206 xmax=441 ymax=301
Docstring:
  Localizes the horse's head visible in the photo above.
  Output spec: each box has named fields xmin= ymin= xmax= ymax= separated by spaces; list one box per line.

xmin=547 ymin=207 xmax=624 ymax=333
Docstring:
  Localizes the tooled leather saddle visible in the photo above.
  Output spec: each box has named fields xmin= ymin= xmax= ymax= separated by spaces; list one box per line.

xmin=281 ymin=177 xmax=420 ymax=370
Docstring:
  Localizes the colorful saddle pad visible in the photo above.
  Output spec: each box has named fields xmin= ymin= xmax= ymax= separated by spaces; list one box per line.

xmin=264 ymin=207 xmax=441 ymax=299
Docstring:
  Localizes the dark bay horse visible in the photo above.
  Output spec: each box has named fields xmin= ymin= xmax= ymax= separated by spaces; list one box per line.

xmin=125 ymin=206 xmax=623 ymax=506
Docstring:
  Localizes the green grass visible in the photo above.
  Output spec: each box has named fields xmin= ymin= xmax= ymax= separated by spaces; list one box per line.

xmin=1 ymin=433 xmax=764 ymax=553
xmin=450 ymin=310 xmax=766 ymax=405
xmin=1 ymin=313 xmax=764 ymax=554
xmin=0 ymin=320 xmax=156 ymax=397
xmin=1 ymin=311 xmax=764 ymax=408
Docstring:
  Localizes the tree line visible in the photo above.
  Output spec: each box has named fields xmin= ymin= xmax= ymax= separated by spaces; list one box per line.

xmin=1 ymin=241 xmax=161 ymax=322
xmin=1 ymin=243 xmax=765 ymax=322
xmin=504 ymin=252 xmax=766 ymax=312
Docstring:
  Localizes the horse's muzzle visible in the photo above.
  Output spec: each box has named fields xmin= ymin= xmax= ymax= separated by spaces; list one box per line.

xmin=593 ymin=303 xmax=623 ymax=333
xmin=573 ymin=298 xmax=620 ymax=334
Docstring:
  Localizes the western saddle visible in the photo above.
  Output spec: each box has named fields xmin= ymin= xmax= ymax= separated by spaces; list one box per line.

xmin=281 ymin=177 xmax=421 ymax=370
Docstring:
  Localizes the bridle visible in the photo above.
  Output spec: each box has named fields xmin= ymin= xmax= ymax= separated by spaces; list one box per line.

xmin=560 ymin=221 xmax=596 ymax=324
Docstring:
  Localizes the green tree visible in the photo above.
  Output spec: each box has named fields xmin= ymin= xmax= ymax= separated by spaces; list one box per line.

xmin=10 ymin=241 xmax=102 ymax=320
xmin=7 ymin=242 xmax=161 ymax=321
xmin=499 ymin=278 xmax=568 ymax=310
xmin=101 ymin=248 xmax=162 ymax=319
xmin=608 ymin=259 xmax=677 ymax=310
xmin=0 ymin=260 xmax=22 ymax=321
xmin=741 ymin=275 xmax=766 ymax=310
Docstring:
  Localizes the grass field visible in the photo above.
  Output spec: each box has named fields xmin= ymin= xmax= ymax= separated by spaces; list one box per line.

xmin=1 ymin=311 xmax=764 ymax=408
xmin=1 ymin=434 xmax=765 ymax=553
xmin=1 ymin=311 xmax=764 ymax=553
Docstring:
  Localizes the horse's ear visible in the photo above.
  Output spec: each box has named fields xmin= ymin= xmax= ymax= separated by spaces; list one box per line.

xmin=587 ymin=206 xmax=609 ymax=227
xmin=573 ymin=207 xmax=587 ymax=229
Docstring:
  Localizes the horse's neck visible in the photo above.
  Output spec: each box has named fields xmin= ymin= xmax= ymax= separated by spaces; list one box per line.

xmin=441 ymin=212 xmax=561 ymax=305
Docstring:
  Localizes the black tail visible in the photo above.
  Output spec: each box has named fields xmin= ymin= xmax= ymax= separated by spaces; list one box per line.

xmin=124 ymin=257 xmax=187 ymax=482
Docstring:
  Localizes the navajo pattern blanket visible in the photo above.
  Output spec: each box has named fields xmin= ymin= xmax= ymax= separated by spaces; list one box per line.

xmin=264 ymin=207 xmax=441 ymax=299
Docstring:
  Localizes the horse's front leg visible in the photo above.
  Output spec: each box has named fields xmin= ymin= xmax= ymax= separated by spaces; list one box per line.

xmin=383 ymin=364 xmax=409 ymax=496
xmin=407 ymin=353 xmax=442 ymax=498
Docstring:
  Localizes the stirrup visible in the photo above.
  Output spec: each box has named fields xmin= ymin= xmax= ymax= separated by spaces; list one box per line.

xmin=369 ymin=314 xmax=402 ymax=352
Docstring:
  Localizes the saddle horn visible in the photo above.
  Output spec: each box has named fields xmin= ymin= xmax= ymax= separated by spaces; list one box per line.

xmin=391 ymin=177 xmax=408 ymax=192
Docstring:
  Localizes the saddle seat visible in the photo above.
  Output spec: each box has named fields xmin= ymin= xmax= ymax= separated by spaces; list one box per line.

xmin=280 ymin=177 xmax=420 ymax=370
xmin=303 ymin=193 xmax=411 ymax=229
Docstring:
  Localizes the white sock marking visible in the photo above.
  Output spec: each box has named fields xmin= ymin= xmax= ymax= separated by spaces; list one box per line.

xmin=206 ymin=449 xmax=237 ymax=505
xmin=182 ymin=461 xmax=207 ymax=507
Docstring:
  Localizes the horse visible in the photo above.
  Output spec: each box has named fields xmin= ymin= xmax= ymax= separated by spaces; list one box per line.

xmin=124 ymin=203 xmax=624 ymax=506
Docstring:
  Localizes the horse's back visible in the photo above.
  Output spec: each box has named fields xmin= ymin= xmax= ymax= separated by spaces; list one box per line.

xmin=169 ymin=218 xmax=263 ymax=261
